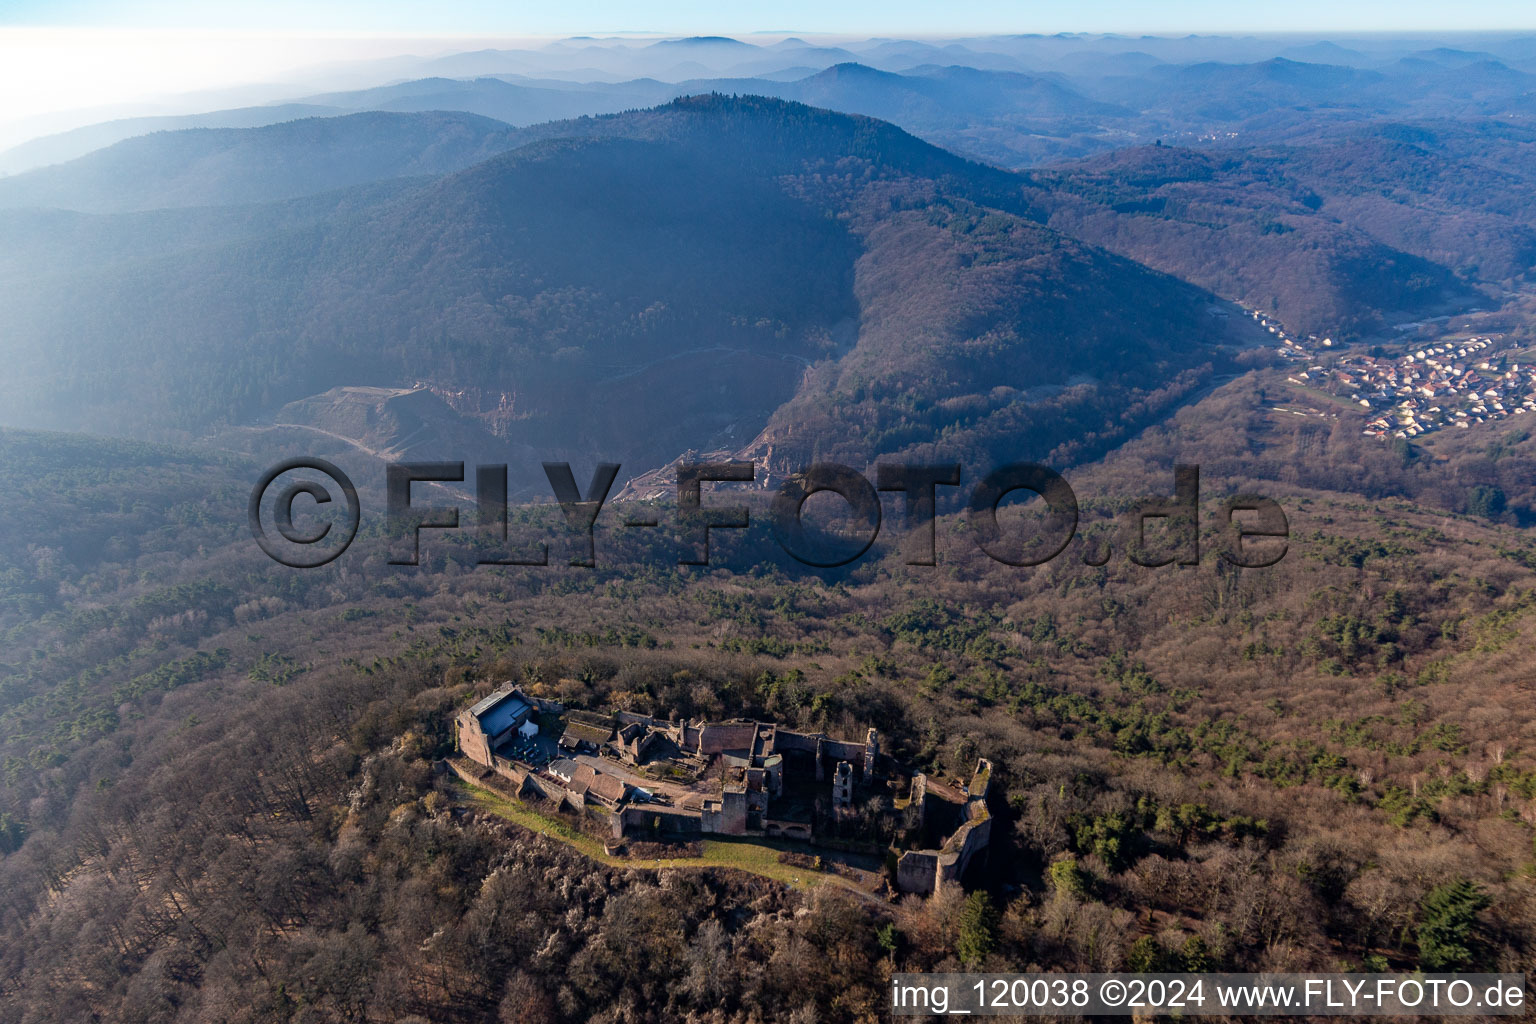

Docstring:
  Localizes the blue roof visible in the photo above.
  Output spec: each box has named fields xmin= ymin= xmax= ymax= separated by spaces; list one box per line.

xmin=471 ymin=688 xmax=532 ymax=738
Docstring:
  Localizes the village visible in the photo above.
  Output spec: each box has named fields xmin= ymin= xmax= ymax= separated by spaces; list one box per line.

xmin=447 ymin=684 xmax=994 ymax=897
xmin=1300 ymin=337 xmax=1536 ymax=439
xmin=1249 ymin=307 xmax=1536 ymax=440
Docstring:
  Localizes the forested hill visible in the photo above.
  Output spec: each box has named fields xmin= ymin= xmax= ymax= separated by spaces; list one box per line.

xmin=1021 ymin=143 xmax=1478 ymax=339
xmin=1013 ymin=117 xmax=1536 ymax=336
xmin=0 ymin=95 xmax=1254 ymax=488
xmin=1 ymin=95 xmax=1516 ymax=484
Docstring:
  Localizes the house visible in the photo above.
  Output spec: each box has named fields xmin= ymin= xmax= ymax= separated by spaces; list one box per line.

xmin=545 ymin=757 xmax=630 ymax=811
xmin=586 ymin=771 xmax=629 ymax=810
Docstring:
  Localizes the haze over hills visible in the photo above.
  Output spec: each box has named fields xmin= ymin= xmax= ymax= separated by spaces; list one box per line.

xmin=676 ymin=63 xmax=1132 ymax=165
xmin=0 ymin=111 xmax=527 ymax=213
xmin=4 ymin=86 xmax=1529 ymax=484
xmin=9 ymin=32 xmax=1536 ymax=175
xmin=1084 ymin=55 xmax=1536 ymax=127
xmin=0 ymin=32 xmax=1531 ymax=481
xmin=0 ymin=96 xmax=1263 ymax=492
xmin=0 ymin=178 xmax=426 ymax=287
xmin=0 ymin=104 xmax=345 ymax=177
xmin=0 ymin=62 xmax=1133 ymax=174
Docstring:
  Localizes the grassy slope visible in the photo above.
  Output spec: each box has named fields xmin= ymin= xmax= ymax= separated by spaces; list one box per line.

xmin=450 ymin=773 xmax=876 ymax=894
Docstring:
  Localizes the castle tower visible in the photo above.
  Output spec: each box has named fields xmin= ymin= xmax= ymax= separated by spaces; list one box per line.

xmin=863 ymin=727 xmax=879 ymax=783
xmin=764 ymin=753 xmax=783 ymax=797
xmin=832 ymin=760 xmax=854 ymax=818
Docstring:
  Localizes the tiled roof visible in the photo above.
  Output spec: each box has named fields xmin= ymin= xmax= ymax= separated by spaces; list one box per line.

xmin=588 ymin=773 xmax=628 ymax=805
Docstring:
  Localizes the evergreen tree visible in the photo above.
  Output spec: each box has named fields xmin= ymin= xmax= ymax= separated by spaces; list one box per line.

xmin=958 ymin=891 xmax=1000 ymax=967
xmin=1417 ymin=879 xmax=1491 ymax=970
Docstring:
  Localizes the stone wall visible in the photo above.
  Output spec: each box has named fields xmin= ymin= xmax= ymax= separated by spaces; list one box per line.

xmin=614 ymin=805 xmax=704 ymax=839
xmin=896 ymin=849 xmax=941 ymax=894
xmin=896 ymin=816 xmax=992 ymax=896
xmin=770 ymin=729 xmax=819 ymax=754
xmin=456 ymin=712 xmax=494 ymax=767
xmin=936 ymin=814 xmax=992 ymax=891
xmin=696 ymin=722 xmax=759 ymax=754
xmin=895 ymin=760 xmax=995 ymax=894
xmin=764 ymin=819 xmax=812 ymax=840
xmin=820 ymin=737 xmax=869 ymax=763
xmin=701 ymin=789 xmax=749 ymax=834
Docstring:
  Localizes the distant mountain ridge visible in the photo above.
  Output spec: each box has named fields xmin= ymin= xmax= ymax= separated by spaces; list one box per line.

xmin=0 ymin=61 xmax=1124 ymax=176
xmin=0 ymin=111 xmax=526 ymax=213
xmin=9 ymin=41 xmax=1536 ymax=177
xmin=0 ymin=103 xmax=345 ymax=176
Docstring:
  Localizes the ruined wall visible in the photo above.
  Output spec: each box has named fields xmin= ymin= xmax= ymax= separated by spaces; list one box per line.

xmin=701 ymin=789 xmax=749 ymax=834
xmin=820 ymin=738 xmax=868 ymax=764
xmin=936 ymin=815 xmax=992 ymax=891
xmin=896 ymin=788 xmax=994 ymax=895
xmin=769 ymin=730 xmax=867 ymax=763
xmin=680 ymin=722 xmax=873 ymax=767
xmin=519 ymin=771 xmax=565 ymax=805
xmin=616 ymin=806 xmax=704 ymax=839
xmin=445 ymin=757 xmax=489 ymax=789
xmin=723 ymin=789 xmax=749 ymax=833
xmin=521 ymin=690 xmax=566 ymax=716
xmin=832 ymin=761 xmax=854 ymax=810
xmin=697 ymin=722 xmax=759 ymax=754
xmin=896 ymin=850 xmax=941 ymax=894
xmin=771 ymin=730 xmax=820 ymax=754
xmin=700 ymin=794 xmax=748 ymax=835
xmin=909 ymin=774 xmax=929 ymax=832
xmin=764 ymin=754 xmax=783 ymax=796
xmin=764 ymin=819 xmax=812 ymax=840
xmin=970 ymin=759 xmax=993 ymax=803
xmin=637 ymin=730 xmax=665 ymax=761
xmin=456 ymin=712 xmax=494 ymax=767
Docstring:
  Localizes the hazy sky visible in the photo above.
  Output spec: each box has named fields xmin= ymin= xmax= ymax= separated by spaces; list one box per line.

xmin=5 ymin=0 xmax=1536 ymax=34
